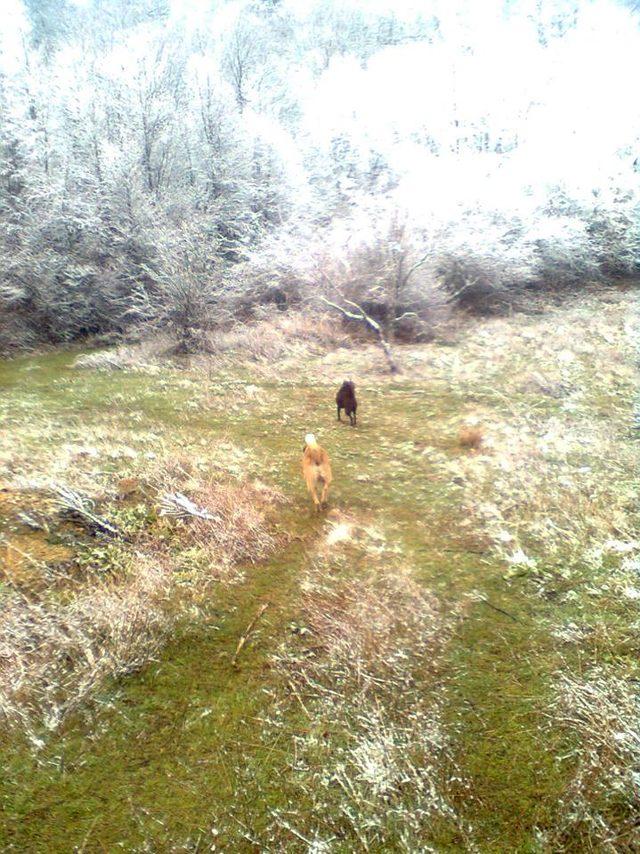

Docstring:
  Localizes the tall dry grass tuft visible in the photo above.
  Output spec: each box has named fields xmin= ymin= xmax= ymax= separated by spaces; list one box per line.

xmin=0 ymin=557 xmax=173 ymax=739
xmin=295 ymin=559 xmax=439 ymax=688
xmin=164 ymin=481 xmax=284 ymax=566
xmin=458 ymin=425 xmax=483 ymax=450
xmin=150 ymin=456 xmax=287 ymax=570
xmin=73 ymin=335 xmax=173 ymax=371
xmin=204 ymin=310 xmax=355 ymax=363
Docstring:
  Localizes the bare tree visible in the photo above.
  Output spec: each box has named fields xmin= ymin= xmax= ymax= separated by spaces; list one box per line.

xmin=223 ymin=21 xmax=261 ymax=113
xmin=140 ymin=220 xmax=232 ymax=352
xmin=319 ymin=295 xmax=400 ymax=373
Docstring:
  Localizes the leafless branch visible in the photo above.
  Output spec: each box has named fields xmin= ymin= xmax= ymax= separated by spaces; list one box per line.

xmin=319 ymin=296 xmax=400 ymax=373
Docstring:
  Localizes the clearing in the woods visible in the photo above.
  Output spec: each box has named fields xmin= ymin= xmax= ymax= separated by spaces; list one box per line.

xmin=0 ymin=289 xmax=638 ymax=852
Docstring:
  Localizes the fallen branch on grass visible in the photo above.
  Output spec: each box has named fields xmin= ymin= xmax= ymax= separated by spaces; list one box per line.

xmin=478 ymin=595 xmax=519 ymax=622
xmin=158 ymin=492 xmax=217 ymax=521
xmin=287 ymin=679 xmax=313 ymax=719
xmin=231 ymin=602 xmax=270 ymax=667
xmin=50 ymin=483 xmax=122 ymax=538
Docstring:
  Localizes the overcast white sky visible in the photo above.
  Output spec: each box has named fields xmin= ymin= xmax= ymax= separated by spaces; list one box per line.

xmin=1 ymin=0 xmax=638 ymax=210
xmin=0 ymin=0 xmax=28 ymax=74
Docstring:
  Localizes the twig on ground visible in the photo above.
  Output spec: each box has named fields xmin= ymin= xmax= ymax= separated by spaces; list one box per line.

xmin=231 ymin=602 xmax=270 ymax=667
xmin=478 ymin=596 xmax=519 ymax=622
xmin=287 ymin=680 xmax=313 ymax=719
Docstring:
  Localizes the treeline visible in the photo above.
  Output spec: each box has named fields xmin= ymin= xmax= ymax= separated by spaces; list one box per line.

xmin=0 ymin=0 xmax=639 ymax=352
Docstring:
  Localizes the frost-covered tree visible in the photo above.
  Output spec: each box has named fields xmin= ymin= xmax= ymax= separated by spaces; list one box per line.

xmin=0 ymin=0 xmax=639 ymax=351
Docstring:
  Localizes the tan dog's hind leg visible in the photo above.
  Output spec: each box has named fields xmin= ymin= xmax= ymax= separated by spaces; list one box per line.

xmin=305 ymin=470 xmax=320 ymax=511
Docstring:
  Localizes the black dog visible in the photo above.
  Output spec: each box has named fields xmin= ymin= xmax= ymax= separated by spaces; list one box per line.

xmin=336 ymin=380 xmax=357 ymax=426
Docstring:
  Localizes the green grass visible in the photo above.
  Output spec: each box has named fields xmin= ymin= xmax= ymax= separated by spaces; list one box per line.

xmin=0 ymin=294 xmax=638 ymax=851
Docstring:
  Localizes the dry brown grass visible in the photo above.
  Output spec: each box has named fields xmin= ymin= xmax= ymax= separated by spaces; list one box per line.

xmin=73 ymin=335 xmax=172 ymax=371
xmin=449 ymin=414 xmax=638 ymax=574
xmin=158 ymin=479 xmax=286 ymax=571
xmin=426 ymin=288 xmax=640 ymax=845
xmin=458 ymin=425 xmax=483 ymax=450
xmin=0 ymin=556 xmax=173 ymax=740
xmin=204 ymin=310 xmax=355 ymax=363
xmin=72 ymin=311 xmax=357 ymax=373
xmin=0 ymin=450 xmax=285 ymax=736
xmin=291 ymin=514 xmax=445 ymax=674
xmin=296 ymin=560 xmax=438 ymax=686
xmin=414 ymin=290 xmax=640 ymax=577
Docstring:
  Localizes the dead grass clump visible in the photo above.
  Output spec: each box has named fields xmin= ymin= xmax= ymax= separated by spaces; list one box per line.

xmin=295 ymin=516 xmax=442 ymax=673
xmin=209 ymin=322 xmax=290 ymax=361
xmin=150 ymin=456 xmax=286 ymax=569
xmin=161 ymin=479 xmax=285 ymax=567
xmin=543 ymin=671 xmax=640 ymax=851
xmin=73 ymin=351 xmax=130 ymax=370
xmin=265 ymin=310 xmax=355 ymax=351
xmin=0 ymin=447 xmax=286 ymax=736
xmin=205 ymin=310 xmax=354 ymax=362
xmin=297 ymin=561 xmax=439 ymax=686
xmin=0 ymin=556 xmax=173 ymax=738
xmin=145 ymin=455 xmax=203 ymax=492
xmin=73 ymin=336 xmax=171 ymax=371
xmin=458 ymin=425 xmax=483 ymax=450
xmin=144 ymin=445 xmax=250 ymax=488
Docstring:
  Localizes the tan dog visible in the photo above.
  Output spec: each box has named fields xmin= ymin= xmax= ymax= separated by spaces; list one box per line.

xmin=302 ymin=433 xmax=332 ymax=511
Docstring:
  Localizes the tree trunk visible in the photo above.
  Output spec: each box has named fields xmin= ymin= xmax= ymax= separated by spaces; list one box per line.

xmin=319 ymin=297 xmax=400 ymax=374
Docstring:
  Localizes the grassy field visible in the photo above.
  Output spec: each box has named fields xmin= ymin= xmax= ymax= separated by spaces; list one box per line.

xmin=0 ymin=289 xmax=639 ymax=851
